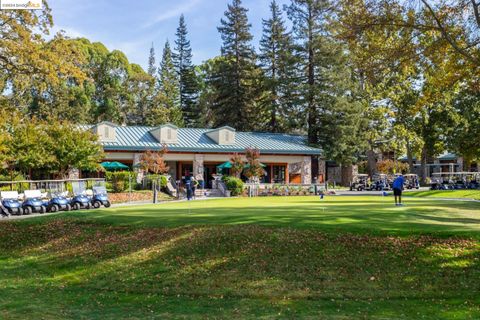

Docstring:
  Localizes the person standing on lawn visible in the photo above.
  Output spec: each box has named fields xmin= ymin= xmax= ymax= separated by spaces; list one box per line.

xmin=392 ymin=174 xmax=405 ymax=206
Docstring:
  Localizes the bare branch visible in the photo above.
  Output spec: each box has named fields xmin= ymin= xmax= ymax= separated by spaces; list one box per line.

xmin=421 ymin=0 xmax=480 ymax=66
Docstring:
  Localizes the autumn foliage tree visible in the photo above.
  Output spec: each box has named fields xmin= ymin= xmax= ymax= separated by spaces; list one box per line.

xmin=229 ymin=153 xmax=244 ymax=178
xmin=139 ymin=147 xmax=169 ymax=175
xmin=244 ymin=147 xmax=264 ymax=181
xmin=376 ymin=160 xmax=409 ymax=175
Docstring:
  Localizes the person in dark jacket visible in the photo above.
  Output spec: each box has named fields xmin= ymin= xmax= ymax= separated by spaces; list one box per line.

xmin=392 ymin=175 xmax=405 ymax=206
xmin=185 ymin=179 xmax=192 ymax=201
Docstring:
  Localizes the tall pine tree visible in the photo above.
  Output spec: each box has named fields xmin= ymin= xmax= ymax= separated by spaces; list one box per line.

xmin=286 ymin=0 xmax=331 ymax=145
xmin=148 ymin=41 xmax=183 ymax=126
xmin=286 ymin=0 xmax=365 ymax=168
xmin=213 ymin=0 xmax=267 ymax=131
xmin=259 ymin=0 xmax=297 ymax=132
xmin=147 ymin=43 xmax=156 ymax=76
xmin=173 ymin=15 xmax=199 ymax=127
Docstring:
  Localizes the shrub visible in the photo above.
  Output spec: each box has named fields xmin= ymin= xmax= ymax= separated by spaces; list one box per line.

xmin=105 ymin=171 xmax=137 ymax=193
xmin=145 ymin=174 xmax=168 ymax=188
xmin=224 ymin=176 xmax=244 ymax=196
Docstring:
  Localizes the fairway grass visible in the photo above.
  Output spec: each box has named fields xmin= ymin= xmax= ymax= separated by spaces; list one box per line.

xmin=408 ymin=189 xmax=480 ymax=201
xmin=1 ymin=196 xmax=479 ymax=319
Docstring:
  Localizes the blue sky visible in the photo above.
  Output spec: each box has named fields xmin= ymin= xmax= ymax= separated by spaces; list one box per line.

xmin=50 ymin=0 xmax=291 ymax=69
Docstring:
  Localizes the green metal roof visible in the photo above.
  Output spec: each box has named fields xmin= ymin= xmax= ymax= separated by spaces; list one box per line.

xmin=437 ymin=152 xmax=458 ymax=161
xmin=398 ymin=152 xmax=458 ymax=161
xmin=92 ymin=126 xmax=322 ymax=155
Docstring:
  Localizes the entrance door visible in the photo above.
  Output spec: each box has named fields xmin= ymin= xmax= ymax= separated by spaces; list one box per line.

xmin=203 ymin=164 xmax=218 ymax=188
xmin=179 ymin=162 xmax=193 ymax=181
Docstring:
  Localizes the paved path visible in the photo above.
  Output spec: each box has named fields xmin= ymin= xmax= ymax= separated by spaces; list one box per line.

xmin=0 ymin=196 xmax=224 ymax=221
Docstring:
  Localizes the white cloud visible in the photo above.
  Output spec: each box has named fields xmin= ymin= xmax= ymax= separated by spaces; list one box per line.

xmin=142 ymin=0 xmax=201 ymax=28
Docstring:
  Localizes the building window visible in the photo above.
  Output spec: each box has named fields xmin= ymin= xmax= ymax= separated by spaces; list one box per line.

xmin=104 ymin=127 xmax=109 ymax=138
xmin=273 ymin=165 xmax=286 ymax=183
xmin=167 ymin=128 xmax=172 ymax=140
xmin=224 ymin=131 xmax=229 ymax=142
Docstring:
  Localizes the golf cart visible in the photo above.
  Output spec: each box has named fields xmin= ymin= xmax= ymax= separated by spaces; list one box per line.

xmin=404 ymin=174 xmax=420 ymax=189
xmin=0 ymin=191 xmax=23 ymax=215
xmin=468 ymin=173 xmax=480 ymax=189
xmin=70 ymin=180 xmax=91 ymax=210
xmin=451 ymin=172 xmax=468 ymax=189
xmin=369 ymin=174 xmax=390 ymax=191
xmin=350 ymin=174 xmax=370 ymax=191
xmin=45 ymin=181 xmax=71 ymax=212
xmin=91 ymin=185 xmax=111 ymax=208
xmin=430 ymin=172 xmax=453 ymax=190
xmin=0 ymin=202 xmax=8 ymax=217
xmin=22 ymin=189 xmax=47 ymax=214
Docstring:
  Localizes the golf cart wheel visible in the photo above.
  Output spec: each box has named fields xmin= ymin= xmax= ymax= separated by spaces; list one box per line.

xmin=40 ymin=206 xmax=46 ymax=214
xmin=49 ymin=204 xmax=59 ymax=213
xmin=104 ymin=201 xmax=111 ymax=208
xmin=23 ymin=206 xmax=32 ymax=215
xmin=92 ymin=201 xmax=101 ymax=209
xmin=65 ymin=204 xmax=71 ymax=211
xmin=73 ymin=202 xmax=81 ymax=210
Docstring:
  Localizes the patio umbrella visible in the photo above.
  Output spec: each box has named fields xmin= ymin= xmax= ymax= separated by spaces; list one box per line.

xmin=216 ymin=161 xmax=233 ymax=170
xmin=101 ymin=161 xmax=129 ymax=171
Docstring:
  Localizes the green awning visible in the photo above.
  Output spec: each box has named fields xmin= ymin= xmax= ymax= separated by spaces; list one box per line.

xmin=101 ymin=161 xmax=129 ymax=171
xmin=216 ymin=161 xmax=233 ymax=170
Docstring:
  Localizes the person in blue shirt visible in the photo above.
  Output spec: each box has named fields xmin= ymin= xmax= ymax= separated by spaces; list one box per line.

xmin=392 ymin=174 xmax=405 ymax=206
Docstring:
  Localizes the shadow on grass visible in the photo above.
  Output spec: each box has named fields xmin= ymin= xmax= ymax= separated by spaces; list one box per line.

xmin=0 ymin=221 xmax=480 ymax=319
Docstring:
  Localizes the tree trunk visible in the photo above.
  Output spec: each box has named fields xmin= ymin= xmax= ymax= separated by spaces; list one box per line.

xmin=463 ymin=156 xmax=472 ymax=171
xmin=420 ymin=146 xmax=428 ymax=184
xmin=367 ymin=148 xmax=377 ymax=176
xmin=406 ymin=141 xmax=414 ymax=173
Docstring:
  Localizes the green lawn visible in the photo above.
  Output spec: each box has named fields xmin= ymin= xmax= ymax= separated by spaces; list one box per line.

xmin=1 ymin=196 xmax=479 ymax=319
xmin=408 ymin=189 xmax=480 ymax=200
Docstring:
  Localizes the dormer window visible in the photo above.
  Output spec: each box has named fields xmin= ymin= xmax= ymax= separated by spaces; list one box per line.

xmin=149 ymin=123 xmax=178 ymax=144
xmin=206 ymin=126 xmax=236 ymax=145
xmin=92 ymin=121 xmax=117 ymax=142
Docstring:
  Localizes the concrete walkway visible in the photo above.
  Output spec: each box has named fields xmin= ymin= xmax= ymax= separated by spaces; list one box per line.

xmin=0 ymin=196 xmax=224 ymax=221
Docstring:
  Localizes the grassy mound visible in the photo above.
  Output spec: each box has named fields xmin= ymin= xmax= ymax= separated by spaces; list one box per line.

xmin=1 ymin=196 xmax=479 ymax=319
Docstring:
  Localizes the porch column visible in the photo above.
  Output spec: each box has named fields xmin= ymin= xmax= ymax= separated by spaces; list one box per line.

xmin=301 ymin=156 xmax=312 ymax=184
xmin=193 ymin=154 xmax=205 ymax=180
xmin=318 ymin=159 xmax=326 ymax=183
xmin=457 ymin=156 xmax=464 ymax=171
xmin=133 ymin=153 xmax=144 ymax=183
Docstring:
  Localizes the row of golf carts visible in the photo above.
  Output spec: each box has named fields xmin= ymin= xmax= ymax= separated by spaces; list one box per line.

xmin=430 ymin=172 xmax=480 ymax=190
xmin=350 ymin=174 xmax=420 ymax=191
xmin=0 ymin=179 xmax=110 ymax=218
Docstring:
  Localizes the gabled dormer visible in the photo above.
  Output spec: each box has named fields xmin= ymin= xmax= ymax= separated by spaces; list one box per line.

xmin=92 ymin=121 xmax=117 ymax=142
xmin=150 ymin=123 xmax=178 ymax=144
xmin=206 ymin=126 xmax=236 ymax=145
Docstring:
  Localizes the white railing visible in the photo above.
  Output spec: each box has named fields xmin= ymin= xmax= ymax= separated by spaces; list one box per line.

xmin=244 ymin=183 xmax=326 ymax=197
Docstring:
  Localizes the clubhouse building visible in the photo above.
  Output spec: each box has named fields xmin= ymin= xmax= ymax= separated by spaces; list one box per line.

xmin=90 ymin=122 xmax=324 ymax=187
